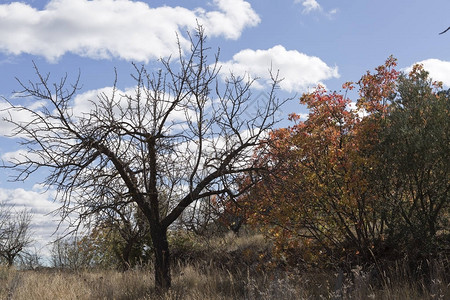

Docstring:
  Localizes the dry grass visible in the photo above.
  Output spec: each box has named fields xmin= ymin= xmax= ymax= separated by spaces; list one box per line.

xmin=0 ymin=232 xmax=448 ymax=299
xmin=1 ymin=262 xmax=448 ymax=300
xmin=0 ymin=266 xmax=153 ymax=300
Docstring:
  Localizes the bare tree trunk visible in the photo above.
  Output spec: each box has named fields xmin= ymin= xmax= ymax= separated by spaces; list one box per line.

xmin=3 ymin=25 xmax=285 ymax=294
xmin=150 ymin=224 xmax=170 ymax=292
xmin=7 ymin=255 xmax=14 ymax=267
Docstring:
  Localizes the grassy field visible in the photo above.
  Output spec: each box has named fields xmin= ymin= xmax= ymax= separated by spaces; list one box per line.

xmin=1 ymin=232 xmax=448 ymax=299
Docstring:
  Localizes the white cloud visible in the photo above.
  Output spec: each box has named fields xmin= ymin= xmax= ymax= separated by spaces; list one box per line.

xmin=0 ymin=187 xmax=61 ymax=259
xmin=294 ymin=0 xmax=338 ymax=18
xmin=71 ymin=85 xmax=200 ymax=127
xmin=1 ymin=148 xmax=48 ymax=168
xmin=296 ymin=0 xmax=321 ymax=14
xmin=0 ymin=0 xmax=260 ymax=62
xmin=218 ymin=45 xmax=339 ymax=92
xmin=404 ymin=59 xmax=450 ymax=87
xmin=329 ymin=8 xmax=339 ymax=15
xmin=0 ymin=98 xmax=46 ymax=138
xmin=72 ymin=86 xmax=118 ymax=118
xmin=297 ymin=113 xmax=309 ymax=121
xmin=201 ymin=0 xmax=260 ymax=39
xmin=1 ymin=149 xmax=29 ymax=162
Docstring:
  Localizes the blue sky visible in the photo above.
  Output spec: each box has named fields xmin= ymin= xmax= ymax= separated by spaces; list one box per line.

xmin=0 ymin=0 xmax=449 ymax=260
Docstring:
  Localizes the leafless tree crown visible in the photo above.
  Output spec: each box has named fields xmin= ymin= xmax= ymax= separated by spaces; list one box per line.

xmin=0 ymin=202 xmax=33 ymax=266
xmin=2 ymin=26 xmax=287 ymax=289
xmin=2 ymin=27 xmax=285 ymax=231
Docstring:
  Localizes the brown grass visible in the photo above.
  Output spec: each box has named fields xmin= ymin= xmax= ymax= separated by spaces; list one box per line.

xmin=0 ymin=232 xmax=448 ymax=299
xmin=1 ymin=263 xmax=448 ymax=300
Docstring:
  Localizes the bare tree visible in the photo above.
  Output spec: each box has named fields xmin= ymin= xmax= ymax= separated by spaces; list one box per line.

xmin=0 ymin=202 xmax=33 ymax=266
xmin=51 ymin=235 xmax=94 ymax=270
xmin=1 ymin=26 xmax=286 ymax=291
xmin=18 ymin=247 xmax=42 ymax=270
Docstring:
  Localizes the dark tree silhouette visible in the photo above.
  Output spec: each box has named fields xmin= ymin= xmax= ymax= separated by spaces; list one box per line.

xmin=1 ymin=26 xmax=286 ymax=291
xmin=0 ymin=202 xmax=33 ymax=266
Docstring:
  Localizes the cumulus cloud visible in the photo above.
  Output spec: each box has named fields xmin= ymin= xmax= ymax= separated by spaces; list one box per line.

xmin=0 ymin=0 xmax=260 ymax=62
xmin=71 ymin=86 xmax=118 ymax=118
xmin=218 ymin=45 xmax=339 ymax=92
xmin=294 ymin=0 xmax=338 ymax=18
xmin=0 ymin=83 xmax=202 ymax=139
xmin=71 ymin=85 xmax=199 ymax=127
xmin=0 ymin=98 xmax=47 ymax=138
xmin=404 ymin=59 xmax=450 ymax=87
xmin=200 ymin=0 xmax=260 ymax=39
xmin=0 ymin=187 xmax=61 ymax=258
xmin=297 ymin=0 xmax=321 ymax=14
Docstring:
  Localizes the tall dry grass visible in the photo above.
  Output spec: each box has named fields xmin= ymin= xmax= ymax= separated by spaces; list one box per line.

xmin=1 ymin=262 xmax=448 ymax=300
xmin=0 ymin=232 xmax=448 ymax=299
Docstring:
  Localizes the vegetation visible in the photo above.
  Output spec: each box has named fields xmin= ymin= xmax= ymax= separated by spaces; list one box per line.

xmin=1 ymin=27 xmax=448 ymax=297
xmin=238 ymin=58 xmax=449 ymax=271
xmin=2 ymin=26 xmax=285 ymax=291
xmin=0 ymin=202 xmax=33 ymax=266
xmin=0 ymin=231 xmax=449 ymax=299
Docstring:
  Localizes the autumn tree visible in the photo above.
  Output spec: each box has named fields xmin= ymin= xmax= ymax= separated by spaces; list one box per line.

xmin=242 ymin=85 xmax=384 ymax=260
xmin=242 ymin=57 xmax=449 ymax=264
xmin=1 ymin=27 xmax=284 ymax=291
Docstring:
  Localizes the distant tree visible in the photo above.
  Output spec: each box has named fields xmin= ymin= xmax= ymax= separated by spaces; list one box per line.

xmin=51 ymin=236 xmax=94 ymax=270
xmin=0 ymin=202 xmax=33 ymax=266
xmin=88 ymin=202 xmax=152 ymax=270
xmin=2 ymin=26 xmax=285 ymax=291
xmin=177 ymin=195 xmax=220 ymax=235
xmin=18 ymin=247 xmax=42 ymax=270
xmin=211 ymin=195 xmax=247 ymax=235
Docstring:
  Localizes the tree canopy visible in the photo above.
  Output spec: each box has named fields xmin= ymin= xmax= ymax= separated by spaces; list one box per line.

xmin=240 ymin=57 xmax=449 ymax=265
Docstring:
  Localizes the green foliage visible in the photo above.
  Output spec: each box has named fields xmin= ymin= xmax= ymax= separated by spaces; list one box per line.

xmin=84 ymin=217 xmax=153 ymax=270
xmin=241 ymin=58 xmax=449 ymax=267
xmin=373 ymin=66 xmax=450 ymax=256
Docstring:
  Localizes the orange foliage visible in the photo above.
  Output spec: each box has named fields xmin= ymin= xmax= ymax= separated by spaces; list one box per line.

xmin=239 ymin=57 xmax=405 ymax=263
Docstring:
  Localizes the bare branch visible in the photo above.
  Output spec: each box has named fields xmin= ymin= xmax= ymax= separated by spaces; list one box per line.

xmin=1 ymin=25 xmax=286 ymax=290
